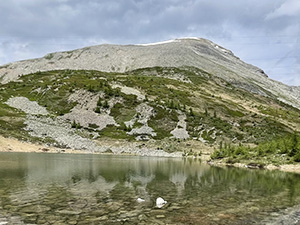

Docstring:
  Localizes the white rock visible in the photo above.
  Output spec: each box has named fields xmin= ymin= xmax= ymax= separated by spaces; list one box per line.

xmin=137 ymin=198 xmax=145 ymax=203
xmin=156 ymin=197 xmax=167 ymax=208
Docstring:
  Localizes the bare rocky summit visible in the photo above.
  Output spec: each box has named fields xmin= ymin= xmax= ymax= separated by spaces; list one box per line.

xmin=1 ymin=37 xmax=299 ymax=109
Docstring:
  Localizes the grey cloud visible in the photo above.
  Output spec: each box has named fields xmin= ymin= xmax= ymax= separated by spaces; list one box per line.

xmin=266 ymin=0 xmax=300 ymax=19
xmin=0 ymin=0 xmax=290 ymax=41
xmin=0 ymin=0 xmax=299 ymax=85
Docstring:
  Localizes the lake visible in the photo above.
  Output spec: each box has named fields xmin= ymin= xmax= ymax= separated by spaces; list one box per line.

xmin=0 ymin=152 xmax=300 ymax=224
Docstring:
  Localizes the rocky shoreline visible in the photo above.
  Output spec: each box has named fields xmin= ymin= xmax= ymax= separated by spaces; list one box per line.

xmin=264 ymin=205 xmax=300 ymax=225
xmin=208 ymin=159 xmax=300 ymax=174
xmin=0 ymin=135 xmax=183 ymax=158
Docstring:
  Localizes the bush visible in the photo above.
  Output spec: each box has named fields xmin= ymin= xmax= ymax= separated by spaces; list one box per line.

xmin=95 ymin=107 xmax=101 ymax=113
xmin=103 ymin=100 xmax=109 ymax=109
xmin=97 ymin=98 xmax=102 ymax=107
xmin=293 ymin=152 xmax=300 ymax=162
xmin=71 ymin=120 xmax=82 ymax=129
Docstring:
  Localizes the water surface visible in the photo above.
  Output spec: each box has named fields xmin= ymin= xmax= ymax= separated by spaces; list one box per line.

xmin=0 ymin=152 xmax=300 ymax=224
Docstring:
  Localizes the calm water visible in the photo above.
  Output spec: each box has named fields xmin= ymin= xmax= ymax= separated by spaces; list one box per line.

xmin=0 ymin=153 xmax=300 ymax=224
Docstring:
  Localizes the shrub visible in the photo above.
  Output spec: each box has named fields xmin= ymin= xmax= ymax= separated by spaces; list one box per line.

xmin=103 ymin=100 xmax=109 ymax=109
xmin=95 ymin=107 xmax=101 ymax=113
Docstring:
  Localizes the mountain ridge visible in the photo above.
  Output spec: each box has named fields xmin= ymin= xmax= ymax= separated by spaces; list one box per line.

xmin=1 ymin=37 xmax=299 ymax=110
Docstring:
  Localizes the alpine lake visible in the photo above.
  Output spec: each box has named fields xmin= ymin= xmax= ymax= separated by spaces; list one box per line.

xmin=0 ymin=152 xmax=300 ymax=225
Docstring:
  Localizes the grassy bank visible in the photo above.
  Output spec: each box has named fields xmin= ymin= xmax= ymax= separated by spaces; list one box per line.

xmin=210 ymin=133 xmax=300 ymax=167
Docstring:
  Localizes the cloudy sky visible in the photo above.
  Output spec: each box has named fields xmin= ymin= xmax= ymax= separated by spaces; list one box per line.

xmin=0 ymin=0 xmax=299 ymax=85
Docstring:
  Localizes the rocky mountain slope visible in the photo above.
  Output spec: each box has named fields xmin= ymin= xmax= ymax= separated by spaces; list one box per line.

xmin=1 ymin=38 xmax=299 ymax=109
xmin=0 ymin=38 xmax=300 ymax=157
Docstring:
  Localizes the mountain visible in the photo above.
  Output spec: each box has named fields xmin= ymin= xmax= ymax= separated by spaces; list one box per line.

xmin=1 ymin=38 xmax=300 ymax=109
xmin=0 ymin=38 xmax=300 ymax=159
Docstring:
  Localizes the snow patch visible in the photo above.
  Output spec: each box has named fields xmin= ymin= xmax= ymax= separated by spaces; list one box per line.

xmin=178 ymin=37 xmax=201 ymax=41
xmin=136 ymin=37 xmax=202 ymax=47
xmin=137 ymin=39 xmax=179 ymax=46
xmin=212 ymin=43 xmax=231 ymax=54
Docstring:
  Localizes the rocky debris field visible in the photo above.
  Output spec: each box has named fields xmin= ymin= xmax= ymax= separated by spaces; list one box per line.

xmin=112 ymin=83 xmax=146 ymax=101
xmin=4 ymin=96 xmax=182 ymax=157
xmin=63 ymin=109 xmax=117 ymax=130
xmin=6 ymin=96 xmax=49 ymax=115
xmin=171 ymin=114 xmax=189 ymax=139
xmin=25 ymin=115 xmax=181 ymax=157
xmin=126 ymin=103 xmax=158 ymax=140
xmin=25 ymin=115 xmax=102 ymax=151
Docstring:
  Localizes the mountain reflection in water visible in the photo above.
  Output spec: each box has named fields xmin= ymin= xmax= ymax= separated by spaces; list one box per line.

xmin=0 ymin=152 xmax=300 ymax=224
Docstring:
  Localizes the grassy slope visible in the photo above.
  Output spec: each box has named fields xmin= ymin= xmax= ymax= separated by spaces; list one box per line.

xmin=0 ymin=67 xmax=300 ymax=161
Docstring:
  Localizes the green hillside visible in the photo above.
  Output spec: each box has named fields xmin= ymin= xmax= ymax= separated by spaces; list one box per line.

xmin=1 ymin=67 xmax=300 ymax=163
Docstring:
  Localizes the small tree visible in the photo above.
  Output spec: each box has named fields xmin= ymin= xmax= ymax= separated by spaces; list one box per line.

xmin=205 ymin=108 xmax=208 ymax=117
xmin=170 ymin=100 xmax=175 ymax=109
xmin=103 ymin=100 xmax=109 ymax=109
xmin=71 ymin=120 xmax=77 ymax=128
xmin=177 ymin=103 xmax=181 ymax=110
xmin=293 ymin=152 xmax=300 ymax=162
xmin=95 ymin=107 xmax=101 ymax=113
xmin=214 ymin=110 xmax=217 ymax=118
xmin=289 ymin=133 xmax=299 ymax=157
xmin=88 ymin=85 xmax=94 ymax=92
xmin=219 ymin=141 xmax=223 ymax=150
xmin=189 ymin=108 xmax=194 ymax=117
xmin=97 ymin=97 xmax=102 ymax=107
xmin=76 ymin=122 xmax=82 ymax=129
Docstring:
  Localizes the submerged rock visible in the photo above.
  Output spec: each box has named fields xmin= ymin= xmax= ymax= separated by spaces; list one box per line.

xmin=156 ymin=197 xmax=167 ymax=208
xmin=137 ymin=198 xmax=145 ymax=203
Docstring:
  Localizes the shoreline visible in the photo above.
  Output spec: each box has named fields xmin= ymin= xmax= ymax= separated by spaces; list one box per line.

xmin=1 ymin=135 xmax=300 ymax=174
xmin=0 ymin=135 xmax=184 ymax=158
xmin=208 ymin=160 xmax=300 ymax=174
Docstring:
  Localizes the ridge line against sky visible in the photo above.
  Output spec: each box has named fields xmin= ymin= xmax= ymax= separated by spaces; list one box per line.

xmin=0 ymin=0 xmax=299 ymax=86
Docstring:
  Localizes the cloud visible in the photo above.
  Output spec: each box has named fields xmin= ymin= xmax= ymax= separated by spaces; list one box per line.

xmin=266 ymin=0 xmax=300 ymax=19
xmin=0 ymin=0 xmax=283 ymax=42
xmin=0 ymin=0 xmax=299 ymax=85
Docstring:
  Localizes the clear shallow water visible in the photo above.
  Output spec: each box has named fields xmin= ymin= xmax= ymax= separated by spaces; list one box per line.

xmin=0 ymin=153 xmax=300 ymax=224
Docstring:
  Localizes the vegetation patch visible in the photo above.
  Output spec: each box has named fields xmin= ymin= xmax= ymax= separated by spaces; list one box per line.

xmin=211 ymin=133 xmax=300 ymax=164
xmin=98 ymin=125 xmax=133 ymax=140
xmin=148 ymin=105 xmax=178 ymax=139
